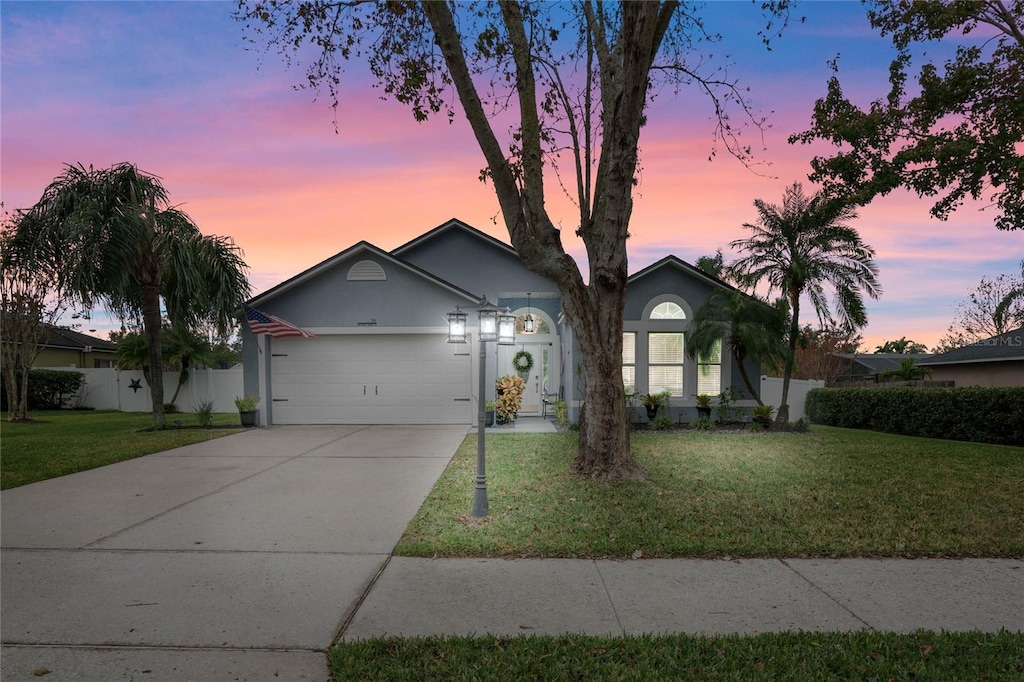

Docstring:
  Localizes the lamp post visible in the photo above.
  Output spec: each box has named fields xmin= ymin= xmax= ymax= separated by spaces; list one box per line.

xmin=448 ymin=300 xmax=515 ymax=518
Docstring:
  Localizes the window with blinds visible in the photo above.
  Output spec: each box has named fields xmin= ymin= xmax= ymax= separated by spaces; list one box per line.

xmin=648 ymin=332 xmax=684 ymax=395
xmin=697 ymin=339 xmax=723 ymax=395
xmin=622 ymin=332 xmax=636 ymax=393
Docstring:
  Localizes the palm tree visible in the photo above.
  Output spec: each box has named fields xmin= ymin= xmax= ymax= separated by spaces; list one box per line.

xmin=879 ymin=357 xmax=931 ymax=382
xmin=730 ymin=183 xmax=881 ymax=423
xmin=687 ymin=289 xmax=788 ymax=406
xmin=163 ymin=325 xmax=214 ymax=406
xmin=115 ymin=326 xmax=214 ymax=407
xmin=873 ymin=337 xmax=928 ymax=354
xmin=115 ymin=330 xmax=153 ymax=385
xmin=8 ymin=163 xmax=250 ymax=428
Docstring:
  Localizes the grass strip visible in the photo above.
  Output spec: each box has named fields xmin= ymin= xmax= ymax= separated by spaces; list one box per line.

xmin=332 ymin=630 xmax=1024 ymax=681
xmin=1 ymin=410 xmax=245 ymax=489
xmin=396 ymin=428 xmax=1024 ymax=558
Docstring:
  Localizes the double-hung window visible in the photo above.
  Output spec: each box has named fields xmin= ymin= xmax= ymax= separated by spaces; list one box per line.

xmin=648 ymin=332 xmax=684 ymax=396
xmin=696 ymin=339 xmax=723 ymax=395
xmin=622 ymin=332 xmax=636 ymax=393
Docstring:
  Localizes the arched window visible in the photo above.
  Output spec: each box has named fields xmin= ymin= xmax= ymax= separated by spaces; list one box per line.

xmin=515 ymin=313 xmax=550 ymax=335
xmin=649 ymin=301 xmax=685 ymax=319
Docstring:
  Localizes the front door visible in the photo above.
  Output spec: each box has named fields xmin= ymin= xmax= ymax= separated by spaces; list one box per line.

xmin=499 ymin=341 xmax=557 ymax=415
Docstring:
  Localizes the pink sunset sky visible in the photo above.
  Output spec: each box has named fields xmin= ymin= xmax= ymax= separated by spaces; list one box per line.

xmin=2 ymin=1 xmax=1021 ymax=350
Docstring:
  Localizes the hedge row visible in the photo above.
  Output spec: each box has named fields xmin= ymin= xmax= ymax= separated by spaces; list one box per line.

xmin=804 ymin=386 xmax=1024 ymax=446
xmin=1 ymin=369 xmax=87 ymax=411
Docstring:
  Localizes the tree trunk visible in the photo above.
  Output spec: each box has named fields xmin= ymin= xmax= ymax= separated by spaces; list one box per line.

xmin=142 ymin=284 xmax=166 ymax=429
xmin=2 ymin=363 xmax=25 ymax=421
xmin=733 ymin=351 xmax=764 ymax=407
xmin=16 ymin=365 xmax=30 ymax=421
xmin=565 ymin=281 xmax=644 ymax=481
xmin=777 ymin=295 xmax=800 ymax=425
xmin=169 ymin=359 xmax=190 ymax=405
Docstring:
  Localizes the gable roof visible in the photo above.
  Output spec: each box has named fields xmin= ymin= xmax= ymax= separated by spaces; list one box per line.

xmin=837 ymin=353 xmax=932 ymax=374
xmin=628 ymin=255 xmax=751 ymax=296
xmin=41 ymin=326 xmax=117 ymax=352
xmin=391 ymin=218 xmax=518 ymax=259
xmin=247 ymin=240 xmax=482 ymax=307
xmin=919 ymin=326 xmax=1024 ymax=366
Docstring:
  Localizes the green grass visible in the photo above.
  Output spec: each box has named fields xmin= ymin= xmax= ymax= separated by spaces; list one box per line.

xmin=396 ymin=427 xmax=1024 ymax=558
xmin=332 ymin=630 xmax=1024 ymax=680
xmin=0 ymin=410 xmax=245 ymax=489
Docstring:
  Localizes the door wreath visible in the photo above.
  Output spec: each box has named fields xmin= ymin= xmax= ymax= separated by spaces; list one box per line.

xmin=512 ymin=349 xmax=534 ymax=374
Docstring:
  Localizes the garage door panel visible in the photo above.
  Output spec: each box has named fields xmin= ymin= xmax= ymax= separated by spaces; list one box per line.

xmin=269 ymin=335 xmax=471 ymax=425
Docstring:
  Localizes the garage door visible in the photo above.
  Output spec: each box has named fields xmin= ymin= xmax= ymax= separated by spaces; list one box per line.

xmin=269 ymin=334 xmax=472 ymax=424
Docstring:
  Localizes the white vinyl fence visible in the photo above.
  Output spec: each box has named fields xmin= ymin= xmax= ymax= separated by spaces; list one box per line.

xmin=759 ymin=376 xmax=824 ymax=422
xmin=40 ymin=366 xmax=243 ymax=414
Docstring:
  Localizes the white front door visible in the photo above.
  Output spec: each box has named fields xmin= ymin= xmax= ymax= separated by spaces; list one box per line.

xmin=498 ymin=341 xmax=557 ymax=415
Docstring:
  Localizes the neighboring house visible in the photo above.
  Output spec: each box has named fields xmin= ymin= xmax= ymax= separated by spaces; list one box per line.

xmin=832 ymin=353 xmax=932 ymax=384
xmin=242 ymin=218 xmax=762 ymax=426
xmin=918 ymin=326 xmax=1024 ymax=387
xmin=32 ymin=326 xmax=118 ymax=369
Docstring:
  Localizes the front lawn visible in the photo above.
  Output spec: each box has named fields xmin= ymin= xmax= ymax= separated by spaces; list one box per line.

xmin=396 ymin=427 xmax=1024 ymax=558
xmin=333 ymin=630 xmax=1024 ymax=681
xmin=0 ymin=410 xmax=244 ymax=489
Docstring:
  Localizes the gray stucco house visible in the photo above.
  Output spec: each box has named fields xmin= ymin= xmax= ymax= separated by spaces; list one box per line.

xmin=242 ymin=218 xmax=761 ymax=426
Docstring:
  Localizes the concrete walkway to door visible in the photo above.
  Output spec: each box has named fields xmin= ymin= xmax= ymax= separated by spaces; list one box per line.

xmin=0 ymin=425 xmax=468 ymax=681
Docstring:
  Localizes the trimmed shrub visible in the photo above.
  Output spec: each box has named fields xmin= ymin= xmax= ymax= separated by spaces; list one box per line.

xmin=805 ymin=386 xmax=1024 ymax=446
xmin=2 ymin=369 xmax=87 ymax=411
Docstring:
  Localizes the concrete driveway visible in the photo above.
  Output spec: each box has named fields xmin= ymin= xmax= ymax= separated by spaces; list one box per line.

xmin=0 ymin=425 xmax=467 ymax=681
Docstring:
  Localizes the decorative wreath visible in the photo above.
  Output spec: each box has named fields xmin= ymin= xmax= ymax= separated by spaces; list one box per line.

xmin=512 ymin=349 xmax=534 ymax=374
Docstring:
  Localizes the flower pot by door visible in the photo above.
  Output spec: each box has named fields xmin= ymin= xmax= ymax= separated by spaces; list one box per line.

xmin=239 ymin=410 xmax=258 ymax=427
xmin=485 ymin=410 xmax=495 ymax=427
xmin=697 ymin=407 xmax=712 ymax=420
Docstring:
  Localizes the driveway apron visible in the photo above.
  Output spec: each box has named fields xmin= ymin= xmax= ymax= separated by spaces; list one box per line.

xmin=0 ymin=425 xmax=467 ymax=681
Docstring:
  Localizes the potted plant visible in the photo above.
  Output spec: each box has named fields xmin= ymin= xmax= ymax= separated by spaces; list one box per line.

xmin=234 ymin=394 xmax=260 ymax=427
xmin=494 ymin=375 xmax=525 ymax=424
xmin=484 ymin=400 xmax=496 ymax=427
xmin=642 ymin=392 xmax=665 ymax=421
xmin=752 ymin=403 xmax=773 ymax=427
xmin=695 ymin=393 xmax=713 ymax=419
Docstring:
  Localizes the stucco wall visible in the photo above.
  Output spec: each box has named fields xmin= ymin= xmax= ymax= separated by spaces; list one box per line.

xmin=34 ymin=348 xmax=116 ymax=369
xmin=925 ymin=360 xmax=1024 ymax=387
xmin=242 ymin=249 xmax=481 ymax=402
xmin=397 ymin=227 xmax=558 ymax=298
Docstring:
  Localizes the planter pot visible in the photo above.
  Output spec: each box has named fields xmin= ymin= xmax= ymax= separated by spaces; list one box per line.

xmin=696 ymin=406 xmax=712 ymax=419
xmin=645 ymin=406 xmax=658 ymax=420
xmin=485 ymin=410 xmax=495 ymax=427
xmin=239 ymin=410 xmax=258 ymax=427
xmin=753 ymin=416 xmax=772 ymax=428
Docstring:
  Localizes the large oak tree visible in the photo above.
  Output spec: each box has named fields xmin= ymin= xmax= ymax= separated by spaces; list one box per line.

xmin=237 ymin=0 xmax=793 ymax=479
xmin=792 ymin=0 xmax=1024 ymax=231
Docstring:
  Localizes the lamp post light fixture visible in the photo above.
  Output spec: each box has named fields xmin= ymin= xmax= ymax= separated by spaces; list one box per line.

xmin=446 ymin=307 xmax=467 ymax=343
xmin=446 ymin=299 xmax=515 ymax=518
xmin=523 ymin=292 xmax=536 ymax=334
xmin=497 ymin=309 xmax=516 ymax=345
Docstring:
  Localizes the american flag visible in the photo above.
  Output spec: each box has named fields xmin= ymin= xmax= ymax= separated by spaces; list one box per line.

xmin=244 ymin=305 xmax=317 ymax=338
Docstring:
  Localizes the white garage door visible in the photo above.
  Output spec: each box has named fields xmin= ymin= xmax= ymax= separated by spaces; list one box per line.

xmin=269 ymin=334 xmax=472 ymax=425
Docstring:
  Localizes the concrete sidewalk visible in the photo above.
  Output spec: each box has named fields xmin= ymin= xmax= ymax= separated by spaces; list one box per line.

xmin=343 ymin=556 xmax=1024 ymax=640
